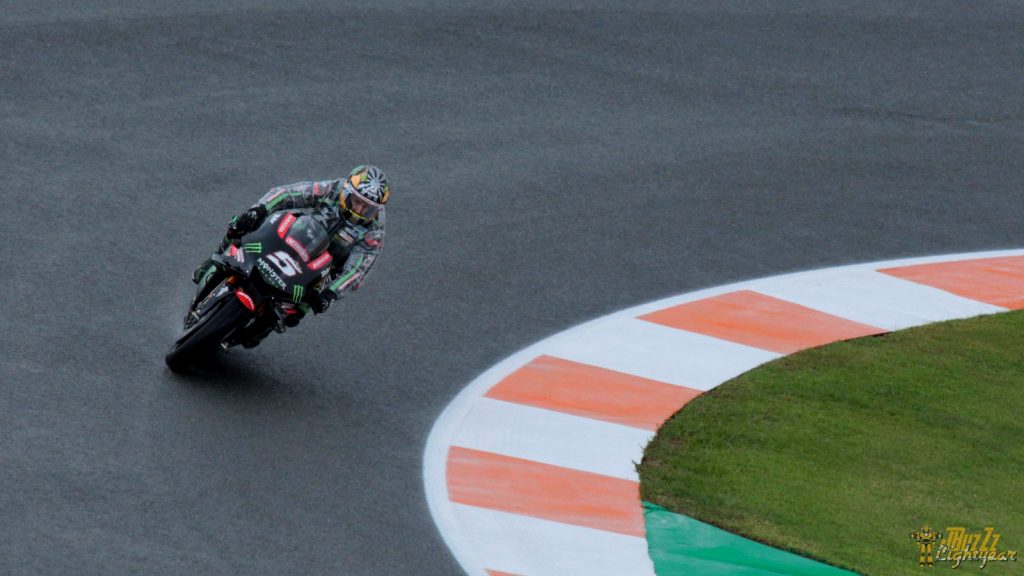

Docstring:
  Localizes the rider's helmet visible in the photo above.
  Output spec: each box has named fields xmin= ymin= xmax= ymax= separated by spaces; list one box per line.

xmin=340 ymin=165 xmax=390 ymax=223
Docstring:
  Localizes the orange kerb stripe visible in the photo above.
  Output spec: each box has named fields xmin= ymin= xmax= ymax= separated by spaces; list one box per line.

xmin=484 ymin=355 xmax=700 ymax=430
xmin=639 ymin=290 xmax=885 ymax=354
xmin=487 ymin=571 xmax=523 ymax=576
xmin=447 ymin=446 xmax=644 ymax=537
xmin=880 ymin=256 xmax=1024 ymax=309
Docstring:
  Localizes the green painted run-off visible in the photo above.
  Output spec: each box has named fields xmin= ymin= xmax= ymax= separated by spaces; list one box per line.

xmin=643 ymin=502 xmax=856 ymax=576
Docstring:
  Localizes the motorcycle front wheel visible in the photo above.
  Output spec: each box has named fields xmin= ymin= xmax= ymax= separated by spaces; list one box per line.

xmin=165 ymin=292 xmax=249 ymax=372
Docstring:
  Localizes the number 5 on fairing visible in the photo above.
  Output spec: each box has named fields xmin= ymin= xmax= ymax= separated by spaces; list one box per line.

xmin=266 ymin=250 xmax=302 ymax=277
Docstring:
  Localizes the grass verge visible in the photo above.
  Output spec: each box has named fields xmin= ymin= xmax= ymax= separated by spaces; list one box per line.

xmin=639 ymin=310 xmax=1024 ymax=575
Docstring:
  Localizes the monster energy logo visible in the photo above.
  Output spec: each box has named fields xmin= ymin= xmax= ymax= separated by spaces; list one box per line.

xmin=256 ymin=259 xmax=287 ymax=290
xmin=292 ymin=285 xmax=304 ymax=302
xmin=243 ymin=242 xmax=263 ymax=253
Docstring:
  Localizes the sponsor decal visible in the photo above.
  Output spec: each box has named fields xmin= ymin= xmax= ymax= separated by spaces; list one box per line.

xmin=912 ymin=525 xmax=1018 ymax=569
xmin=243 ymin=242 xmax=263 ymax=254
xmin=308 ymin=252 xmax=332 ymax=271
xmin=268 ymin=211 xmax=283 ymax=224
xmin=285 ymin=237 xmax=310 ymax=262
xmin=277 ymin=213 xmax=297 ymax=238
xmin=257 ymin=259 xmax=288 ymax=290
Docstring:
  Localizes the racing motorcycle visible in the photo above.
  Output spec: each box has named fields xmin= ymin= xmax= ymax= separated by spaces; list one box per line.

xmin=165 ymin=210 xmax=336 ymax=371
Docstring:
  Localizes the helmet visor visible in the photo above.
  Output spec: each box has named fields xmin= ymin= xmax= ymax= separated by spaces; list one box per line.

xmin=342 ymin=185 xmax=382 ymax=222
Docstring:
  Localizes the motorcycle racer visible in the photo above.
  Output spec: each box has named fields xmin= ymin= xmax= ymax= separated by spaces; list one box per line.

xmin=192 ymin=165 xmax=389 ymax=343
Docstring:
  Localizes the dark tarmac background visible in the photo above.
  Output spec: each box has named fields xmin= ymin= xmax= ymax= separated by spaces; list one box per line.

xmin=2 ymin=1 xmax=1023 ymax=574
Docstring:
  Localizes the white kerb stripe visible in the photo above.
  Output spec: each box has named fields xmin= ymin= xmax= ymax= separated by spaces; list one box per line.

xmin=450 ymin=397 xmax=654 ymax=482
xmin=541 ymin=317 xmax=780 ymax=391
xmin=452 ymin=504 xmax=655 ymax=576
xmin=753 ymin=269 xmax=1006 ymax=332
xmin=426 ymin=250 xmax=1024 ymax=576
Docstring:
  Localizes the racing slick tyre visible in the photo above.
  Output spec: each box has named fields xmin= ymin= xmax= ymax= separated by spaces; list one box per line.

xmin=165 ymin=293 xmax=249 ymax=372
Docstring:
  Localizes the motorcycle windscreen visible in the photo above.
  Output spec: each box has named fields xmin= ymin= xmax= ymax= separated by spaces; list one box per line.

xmin=280 ymin=214 xmax=329 ymax=263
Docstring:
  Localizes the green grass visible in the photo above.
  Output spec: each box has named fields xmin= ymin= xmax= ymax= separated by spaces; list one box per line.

xmin=639 ymin=310 xmax=1024 ymax=575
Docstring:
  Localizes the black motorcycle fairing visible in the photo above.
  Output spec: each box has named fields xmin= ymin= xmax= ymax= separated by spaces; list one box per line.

xmin=167 ymin=210 xmax=335 ymax=370
xmin=226 ymin=211 xmax=332 ymax=302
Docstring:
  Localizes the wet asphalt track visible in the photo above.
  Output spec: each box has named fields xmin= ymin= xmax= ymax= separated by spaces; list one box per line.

xmin=2 ymin=1 xmax=1024 ymax=574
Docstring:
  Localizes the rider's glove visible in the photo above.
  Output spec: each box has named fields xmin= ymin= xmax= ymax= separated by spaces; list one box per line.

xmin=228 ymin=205 xmax=268 ymax=237
xmin=309 ymin=291 xmax=334 ymax=315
